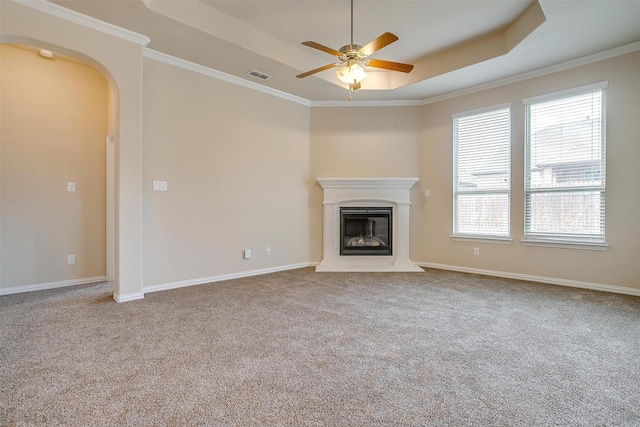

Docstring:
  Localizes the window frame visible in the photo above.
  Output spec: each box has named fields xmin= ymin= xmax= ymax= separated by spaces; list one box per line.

xmin=522 ymin=81 xmax=608 ymax=250
xmin=452 ymin=103 xmax=512 ymax=241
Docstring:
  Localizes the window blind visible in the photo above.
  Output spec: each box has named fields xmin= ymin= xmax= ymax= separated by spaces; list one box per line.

xmin=524 ymin=84 xmax=606 ymax=243
xmin=453 ymin=105 xmax=511 ymax=237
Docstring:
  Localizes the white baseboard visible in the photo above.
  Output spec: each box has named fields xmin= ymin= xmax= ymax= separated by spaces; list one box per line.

xmin=0 ymin=276 xmax=108 ymax=296
xmin=113 ymin=291 xmax=145 ymax=303
xmin=416 ymin=262 xmax=640 ymax=297
xmin=143 ymin=262 xmax=318 ymax=294
xmin=6 ymin=262 xmax=634 ymax=299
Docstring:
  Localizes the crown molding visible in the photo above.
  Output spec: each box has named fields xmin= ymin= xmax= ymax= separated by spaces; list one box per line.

xmin=14 ymin=0 xmax=150 ymax=46
xmin=310 ymin=100 xmax=424 ymax=108
xmin=20 ymin=0 xmax=638 ymax=107
xmin=143 ymin=48 xmax=311 ymax=107
xmin=420 ymin=41 xmax=640 ymax=106
xmin=141 ymin=37 xmax=639 ymax=108
xmin=143 ymin=47 xmax=418 ymax=108
xmin=303 ymin=41 xmax=640 ymax=108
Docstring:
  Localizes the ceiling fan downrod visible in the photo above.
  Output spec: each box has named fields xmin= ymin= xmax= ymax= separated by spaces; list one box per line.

xmin=350 ymin=0 xmax=354 ymax=50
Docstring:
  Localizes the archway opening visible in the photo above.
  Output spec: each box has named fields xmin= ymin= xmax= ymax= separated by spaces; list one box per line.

xmin=0 ymin=42 xmax=116 ymax=294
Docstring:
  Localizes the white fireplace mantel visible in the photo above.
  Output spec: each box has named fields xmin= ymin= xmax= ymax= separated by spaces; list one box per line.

xmin=316 ymin=177 xmax=423 ymax=272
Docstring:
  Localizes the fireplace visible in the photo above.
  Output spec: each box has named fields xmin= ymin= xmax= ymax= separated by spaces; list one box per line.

xmin=316 ymin=177 xmax=423 ymax=272
xmin=340 ymin=207 xmax=392 ymax=256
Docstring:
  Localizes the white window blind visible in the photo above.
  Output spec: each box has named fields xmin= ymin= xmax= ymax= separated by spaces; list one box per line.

xmin=524 ymin=83 xmax=606 ymax=244
xmin=453 ymin=105 xmax=511 ymax=238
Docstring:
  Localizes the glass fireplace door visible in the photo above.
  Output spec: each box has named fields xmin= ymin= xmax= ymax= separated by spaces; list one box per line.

xmin=340 ymin=207 xmax=392 ymax=256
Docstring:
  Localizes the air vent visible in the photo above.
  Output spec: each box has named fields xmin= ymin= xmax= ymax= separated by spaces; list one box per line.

xmin=247 ymin=69 xmax=271 ymax=80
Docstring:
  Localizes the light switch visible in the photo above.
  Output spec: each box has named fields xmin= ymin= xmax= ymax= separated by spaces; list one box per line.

xmin=424 ymin=189 xmax=430 ymax=197
xmin=152 ymin=180 xmax=168 ymax=191
xmin=67 ymin=182 xmax=76 ymax=192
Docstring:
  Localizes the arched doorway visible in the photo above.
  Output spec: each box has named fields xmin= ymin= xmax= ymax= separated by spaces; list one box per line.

xmin=1 ymin=0 xmax=148 ymax=301
xmin=0 ymin=42 xmax=114 ymax=293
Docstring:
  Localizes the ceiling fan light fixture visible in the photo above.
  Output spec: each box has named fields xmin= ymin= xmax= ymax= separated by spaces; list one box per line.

xmin=336 ymin=61 xmax=367 ymax=84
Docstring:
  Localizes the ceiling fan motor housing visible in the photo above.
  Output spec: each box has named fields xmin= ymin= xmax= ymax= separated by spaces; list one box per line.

xmin=339 ymin=44 xmax=368 ymax=63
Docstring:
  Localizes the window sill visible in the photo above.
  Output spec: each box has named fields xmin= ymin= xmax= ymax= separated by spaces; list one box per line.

xmin=521 ymin=239 xmax=609 ymax=251
xmin=451 ymin=235 xmax=513 ymax=244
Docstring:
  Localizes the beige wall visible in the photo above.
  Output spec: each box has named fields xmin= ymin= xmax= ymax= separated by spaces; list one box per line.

xmin=1 ymin=0 xmax=637 ymax=295
xmin=417 ymin=52 xmax=640 ymax=288
xmin=0 ymin=44 xmax=107 ymax=288
xmin=141 ymin=58 xmax=311 ymax=286
xmin=308 ymin=106 xmax=424 ymax=261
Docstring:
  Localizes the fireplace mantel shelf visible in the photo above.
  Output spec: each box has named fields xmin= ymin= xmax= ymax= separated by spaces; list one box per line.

xmin=317 ymin=177 xmax=419 ymax=190
xmin=316 ymin=177 xmax=423 ymax=273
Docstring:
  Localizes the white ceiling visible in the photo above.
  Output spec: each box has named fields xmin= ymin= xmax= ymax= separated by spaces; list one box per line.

xmin=50 ymin=0 xmax=640 ymax=103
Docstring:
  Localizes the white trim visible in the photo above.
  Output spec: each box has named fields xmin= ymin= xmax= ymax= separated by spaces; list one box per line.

xmin=11 ymin=1 xmax=638 ymax=107
xmin=144 ymin=39 xmax=637 ymax=108
xmin=416 ymin=262 xmax=640 ymax=297
xmin=311 ymin=41 xmax=637 ymax=108
xmin=521 ymin=239 xmax=609 ymax=251
xmin=451 ymin=236 xmax=513 ymax=244
xmin=422 ymin=42 xmax=638 ymax=106
xmin=0 ymin=276 xmax=107 ymax=296
xmin=113 ymin=291 xmax=145 ymax=303
xmin=316 ymin=177 xmax=419 ymax=190
xmin=522 ymin=81 xmax=609 ymax=105
xmin=143 ymin=262 xmax=317 ymax=294
xmin=452 ymin=102 xmax=512 ymax=120
xmin=311 ymin=100 xmax=423 ymax=108
xmin=523 ymin=86 xmax=606 ymax=247
xmin=143 ymin=48 xmax=311 ymax=107
xmin=106 ymin=134 xmax=115 ymax=282
xmin=15 ymin=0 xmax=150 ymax=46
xmin=315 ymin=261 xmax=424 ymax=273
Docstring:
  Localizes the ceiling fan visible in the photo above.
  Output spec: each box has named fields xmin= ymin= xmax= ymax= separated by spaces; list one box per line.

xmin=296 ymin=0 xmax=414 ymax=99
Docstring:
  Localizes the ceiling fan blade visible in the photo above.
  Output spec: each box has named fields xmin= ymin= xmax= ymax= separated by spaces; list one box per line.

xmin=296 ymin=63 xmax=338 ymax=78
xmin=301 ymin=41 xmax=343 ymax=57
xmin=358 ymin=32 xmax=399 ymax=56
xmin=367 ymin=59 xmax=414 ymax=73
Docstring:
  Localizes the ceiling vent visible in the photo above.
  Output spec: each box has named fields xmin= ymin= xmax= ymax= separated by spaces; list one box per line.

xmin=247 ymin=69 xmax=271 ymax=80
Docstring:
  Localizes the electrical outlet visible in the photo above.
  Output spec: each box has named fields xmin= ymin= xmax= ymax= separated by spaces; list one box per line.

xmin=473 ymin=248 xmax=480 ymax=256
xmin=266 ymin=247 xmax=271 ymax=256
xmin=67 ymin=255 xmax=76 ymax=265
xmin=152 ymin=180 xmax=168 ymax=191
xmin=243 ymin=249 xmax=251 ymax=259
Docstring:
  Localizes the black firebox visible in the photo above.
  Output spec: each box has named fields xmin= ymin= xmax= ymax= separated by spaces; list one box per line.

xmin=340 ymin=207 xmax=392 ymax=256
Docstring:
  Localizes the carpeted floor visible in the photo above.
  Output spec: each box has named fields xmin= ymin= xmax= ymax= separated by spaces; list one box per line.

xmin=1 ymin=267 xmax=639 ymax=426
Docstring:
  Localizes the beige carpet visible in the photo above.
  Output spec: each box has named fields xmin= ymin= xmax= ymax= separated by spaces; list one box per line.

xmin=1 ymin=267 xmax=639 ymax=426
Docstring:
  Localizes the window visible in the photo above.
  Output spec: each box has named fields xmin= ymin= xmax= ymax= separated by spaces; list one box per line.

xmin=453 ymin=104 xmax=511 ymax=238
xmin=523 ymin=82 xmax=607 ymax=245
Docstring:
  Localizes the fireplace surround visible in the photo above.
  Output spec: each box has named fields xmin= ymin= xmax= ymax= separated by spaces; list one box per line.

xmin=316 ymin=177 xmax=423 ymax=272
